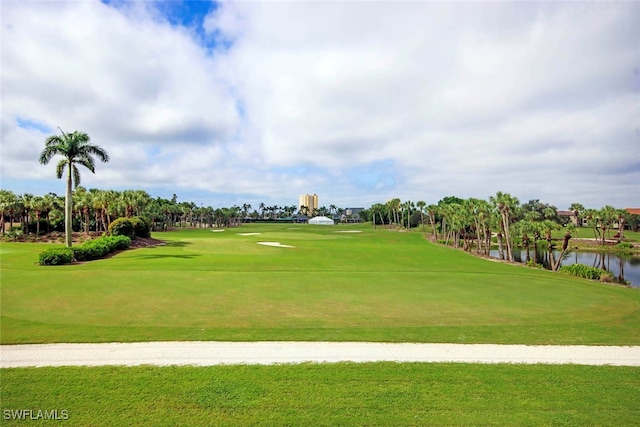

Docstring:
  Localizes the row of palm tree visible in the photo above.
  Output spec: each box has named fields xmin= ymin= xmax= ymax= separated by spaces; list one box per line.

xmin=362 ymin=193 xmax=632 ymax=270
xmin=0 ymin=185 xmax=363 ymax=239
xmin=0 ymin=188 xmax=249 ymax=237
xmin=249 ymin=203 xmax=344 ymax=220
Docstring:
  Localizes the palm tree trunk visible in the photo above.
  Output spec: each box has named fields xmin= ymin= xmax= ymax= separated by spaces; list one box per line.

xmin=65 ymin=168 xmax=73 ymax=247
xmin=35 ymin=212 xmax=41 ymax=237
xmin=84 ymin=209 xmax=90 ymax=235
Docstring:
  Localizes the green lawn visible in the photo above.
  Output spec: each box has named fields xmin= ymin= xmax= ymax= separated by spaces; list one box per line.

xmin=1 ymin=223 xmax=639 ymax=344
xmin=1 ymin=363 xmax=638 ymax=426
xmin=2 ymin=223 xmax=639 ymax=426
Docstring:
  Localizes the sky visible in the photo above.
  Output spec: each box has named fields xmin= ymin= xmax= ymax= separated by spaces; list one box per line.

xmin=1 ymin=0 xmax=638 ymax=211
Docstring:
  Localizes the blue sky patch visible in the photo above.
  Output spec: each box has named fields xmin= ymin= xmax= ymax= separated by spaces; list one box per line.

xmin=347 ymin=160 xmax=399 ymax=191
xmin=151 ymin=0 xmax=216 ymax=28
xmin=16 ymin=117 xmax=52 ymax=134
xmin=102 ymin=0 xmax=226 ymax=51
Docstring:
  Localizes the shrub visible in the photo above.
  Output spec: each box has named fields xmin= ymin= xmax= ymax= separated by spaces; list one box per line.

xmin=105 ymin=235 xmax=131 ymax=251
xmin=559 ymin=264 xmax=610 ymax=281
xmin=71 ymin=235 xmax=131 ymax=261
xmin=130 ymin=216 xmax=151 ymax=238
xmin=525 ymin=259 xmax=543 ymax=269
xmin=108 ymin=217 xmax=151 ymax=238
xmin=39 ymin=248 xmax=74 ymax=266
xmin=615 ymin=242 xmax=633 ymax=253
xmin=109 ymin=218 xmax=133 ymax=237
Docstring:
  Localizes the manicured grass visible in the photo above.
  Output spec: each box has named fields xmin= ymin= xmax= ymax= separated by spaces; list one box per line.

xmin=1 ymin=363 xmax=638 ymax=426
xmin=2 ymin=223 xmax=639 ymax=344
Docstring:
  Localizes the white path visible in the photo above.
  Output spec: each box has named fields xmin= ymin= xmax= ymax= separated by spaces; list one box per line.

xmin=2 ymin=342 xmax=639 ymax=367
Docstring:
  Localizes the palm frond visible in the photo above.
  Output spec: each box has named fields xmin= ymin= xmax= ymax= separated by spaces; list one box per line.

xmin=39 ymin=146 xmax=62 ymax=164
xmin=84 ymin=144 xmax=110 ymax=163
xmin=55 ymin=159 xmax=67 ymax=179
xmin=77 ymin=156 xmax=96 ymax=173
xmin=44 ymin=135 xmax=64 ymax=147
xmin=72 ymin=165 xmax=81 ymax=188
xmin=71 ymin=131 xmax=90 ymax=144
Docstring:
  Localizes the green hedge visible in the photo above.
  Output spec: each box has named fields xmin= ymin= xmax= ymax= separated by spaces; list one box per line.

xmin=559 ymin=264 xmax=612 ymax=281
xmin=72 ymin=236 xmax=131 ymax=261
xmin=39 ymin=236 xmax=131 ymax=265
xmin=130 ymin=216 xmax=151 ymax=238
xmin=39 ymin=248 xmax=74 ymax=266
xmin=108 ymin=216 xmax=151 ymax=238
xmin=108 ymin=217 xmax=134 ymax=237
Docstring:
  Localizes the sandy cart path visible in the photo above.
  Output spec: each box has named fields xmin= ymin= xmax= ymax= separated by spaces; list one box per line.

xmin=2 ymin=342 xmax=639 ymax=367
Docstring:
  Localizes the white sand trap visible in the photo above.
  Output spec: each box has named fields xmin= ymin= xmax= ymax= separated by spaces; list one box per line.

xmin=211 ymin=229 xmax=225 ymax=232
xmin=335 ymin=230 xmax=362 ymax=233
xmin=238 ymin=232 xmax=262 ymax=236
xmin=287 ymin=227 xmax=301 ymax=230
xmin=257 ymin=241 xmax=295 ymax=248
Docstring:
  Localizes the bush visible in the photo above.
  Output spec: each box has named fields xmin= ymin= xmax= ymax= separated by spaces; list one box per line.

xmin=106 ymin=235 xmax=131 ymax=250
xmin=130 ymin=216 xmax=151 ymax=238
xmin=108 ymin=216 xmax=150 ymax=238
xmin=616 ymin=242 xmax=633 ymax=253
xmin=44 ymin=236 xmax=131 ymax=264
xmin=109 ymin=218 xmax=133 ymax=237
xmin=39 ymin=248 xmax=74 ymax=266
xmin=559 ymin=264 xmax=611 ymax=281
xmin=71 ymin=235 xmax=131 ymax=261
xmin=526 ymin=259 xmax=543 ymax=269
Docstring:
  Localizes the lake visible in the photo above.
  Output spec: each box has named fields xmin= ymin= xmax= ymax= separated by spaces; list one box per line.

xmin=489 ymin=249 xmax=640 ymax=288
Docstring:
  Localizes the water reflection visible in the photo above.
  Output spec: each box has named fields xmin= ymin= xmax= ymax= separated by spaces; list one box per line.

xmin=489 ymin=249 xmax=640 ymax=288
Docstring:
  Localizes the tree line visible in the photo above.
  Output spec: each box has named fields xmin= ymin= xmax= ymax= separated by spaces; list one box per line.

xmin=357 ymin=195 xmax=637 ymax=270
xmin=0 ymin=188 xmax=359 ymax=237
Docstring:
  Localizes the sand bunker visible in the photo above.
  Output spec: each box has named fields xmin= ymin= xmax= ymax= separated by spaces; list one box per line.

xmin=257 ymin=241 xmax=295 ymax=248
xmin=335 ymin=230 xmax=362 ymax=233
xmin=238 ymin=233 xmax=262 ymax=236
xmin=211 ymin=229 xmax=225 ymax=232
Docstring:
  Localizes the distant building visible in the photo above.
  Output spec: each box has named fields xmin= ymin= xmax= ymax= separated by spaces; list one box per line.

xmin=343 ymin=207 xmax=365 ymax=223
xmin=298 ymin=194 xmax=318 ymax=214
xmin=557 ymin=210 xmax=577 ymax=226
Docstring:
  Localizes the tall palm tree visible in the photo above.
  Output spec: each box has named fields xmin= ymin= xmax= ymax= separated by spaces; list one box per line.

xmin=426 ymin=204 xmax=438 ymax=240
xmin=39 ymin=129 xmax=109 ymax=247
xmin=41 ymin=192 xmax=61 ymax=233
xmin=416 ymin=201 xmax=426 ymax=232
xmin=30 ymin=196 xmax=46 ymax=237
xmin=568 ymin=202 xmax=585 ymax=228
xmin=0 ymin=190 xmax=18 ymax=235
xmin=19 ymin=193 xmax=34 ymax=234
xmin=490 ymin=191 xmax=519 ymax=262
xmin=73 ymin=187 xmax=93 ymax=235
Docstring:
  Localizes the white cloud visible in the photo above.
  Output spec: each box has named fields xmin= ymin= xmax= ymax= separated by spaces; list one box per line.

xmin=1 ymin=0 xmax=638 ymax=209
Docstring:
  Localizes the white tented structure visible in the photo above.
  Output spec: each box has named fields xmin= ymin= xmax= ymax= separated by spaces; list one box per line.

xmin=308 ymin=216 xmax=335 ymax=225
